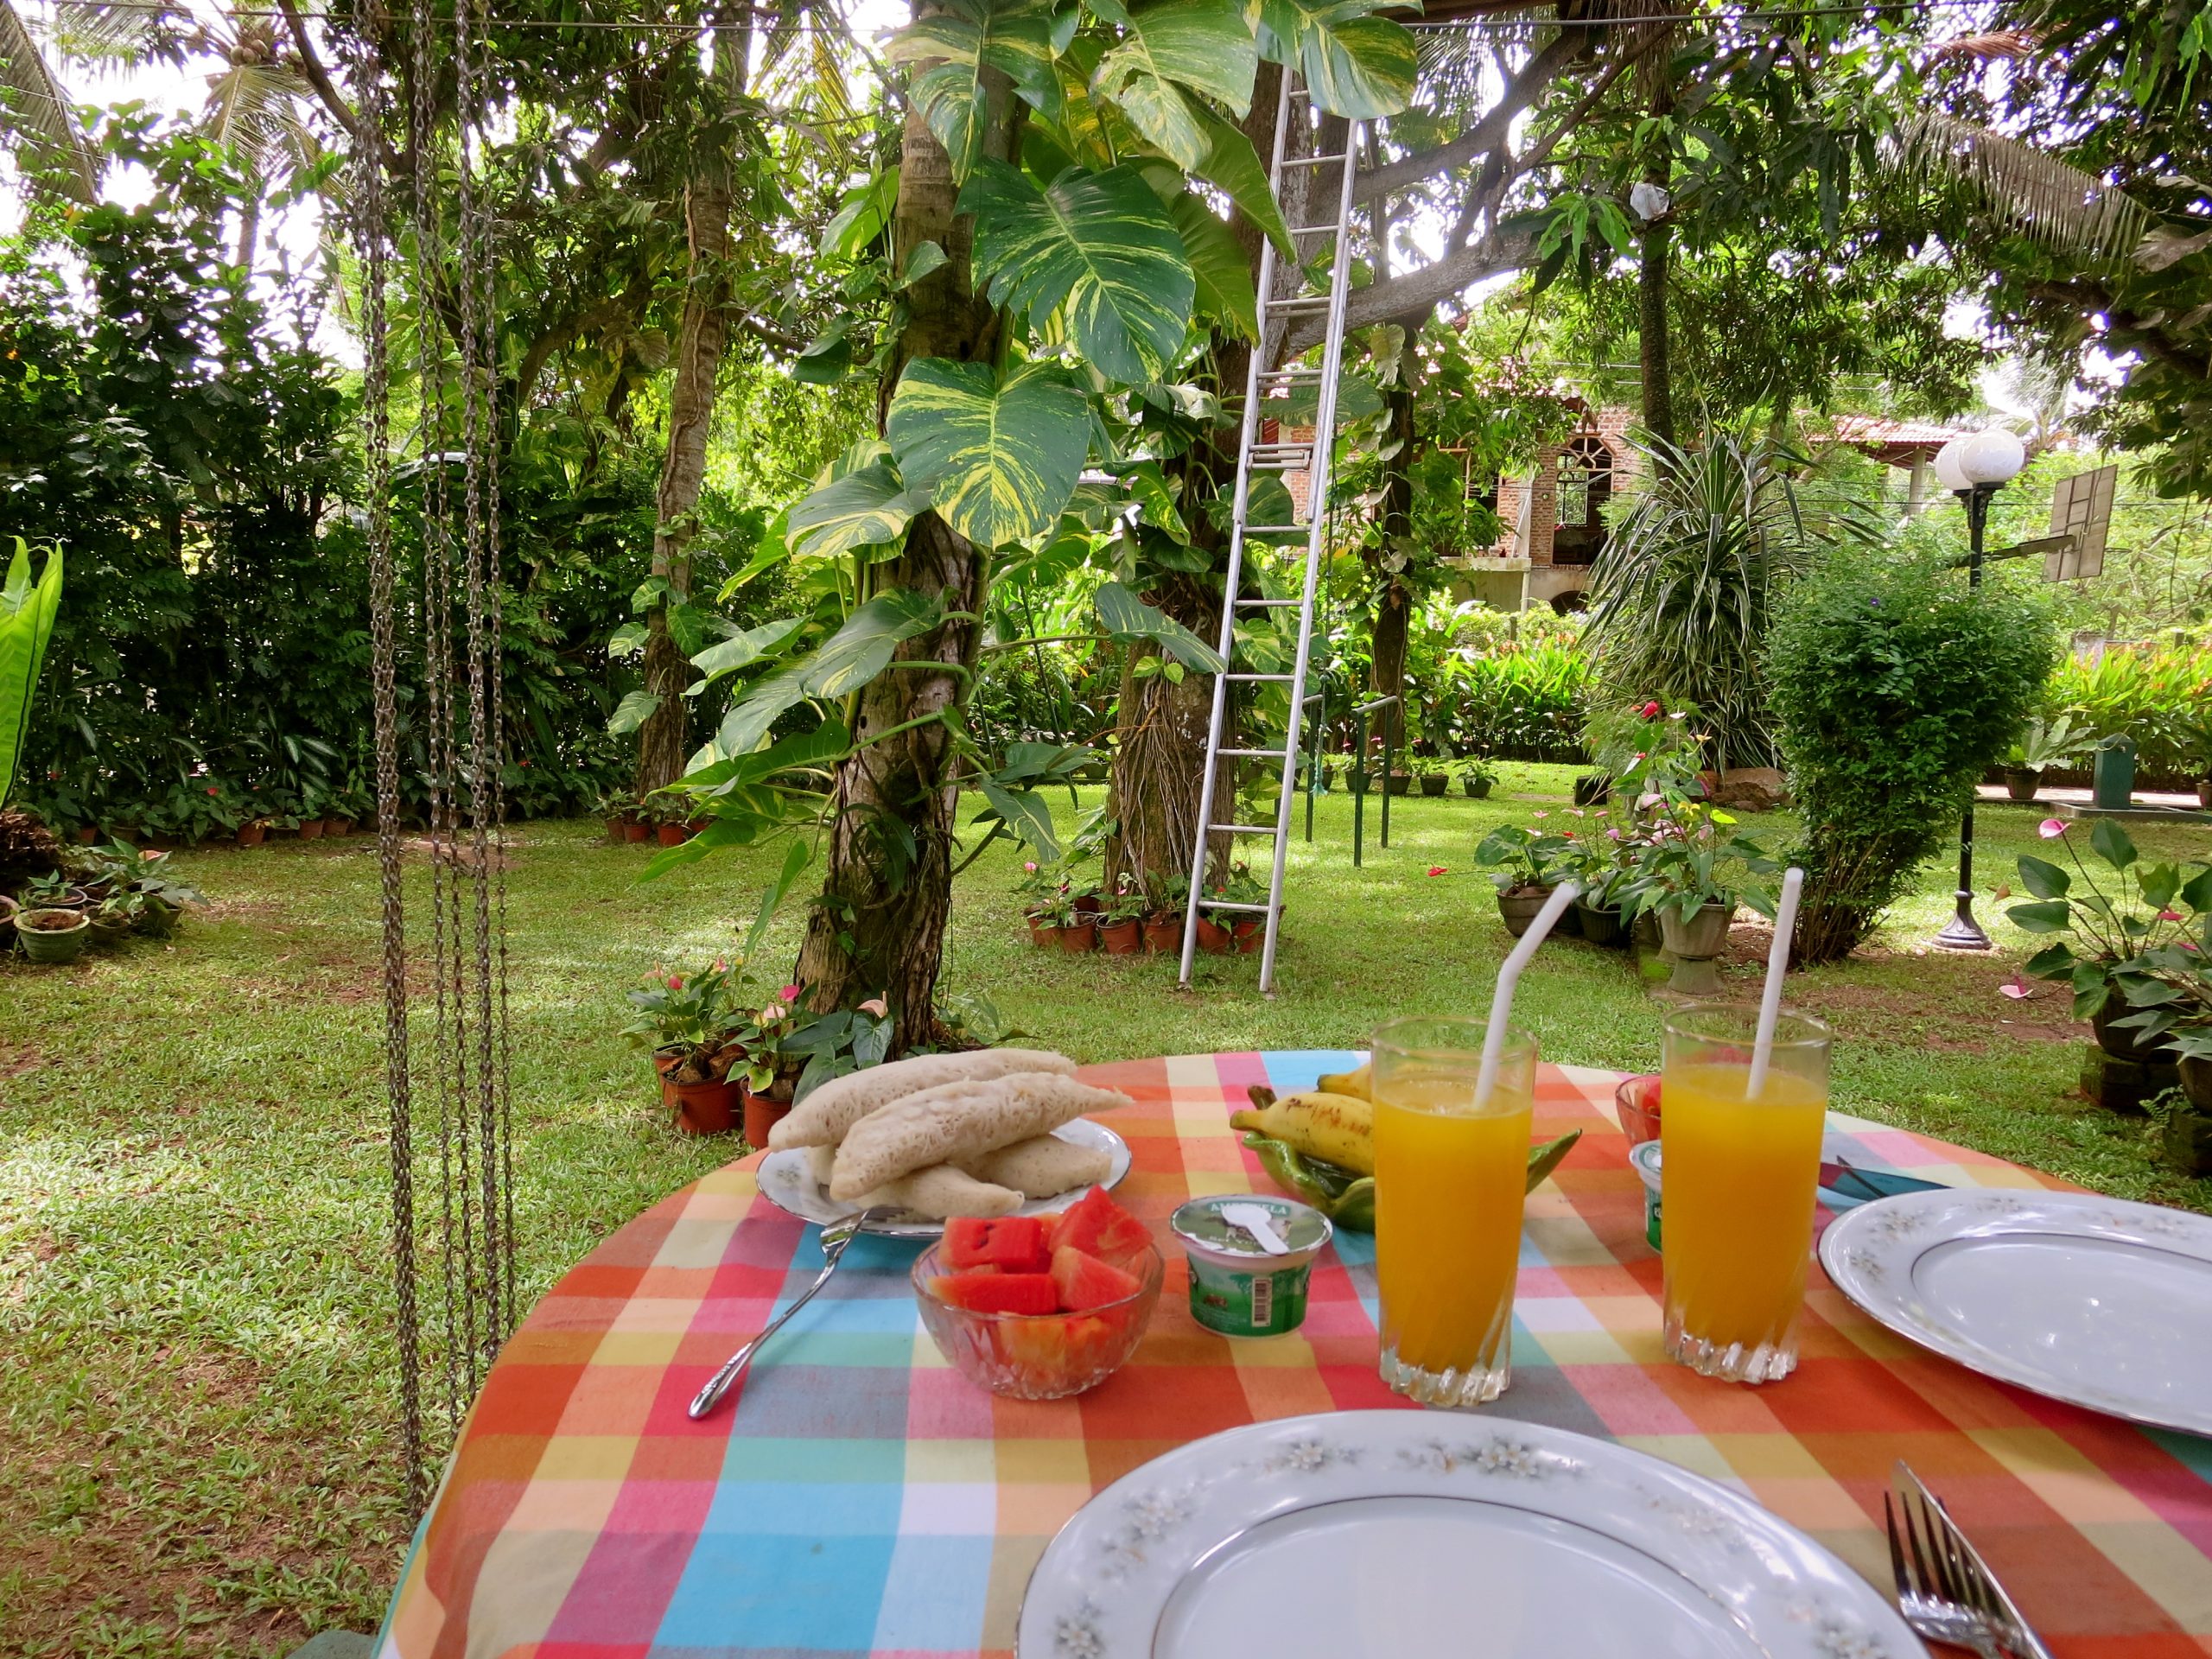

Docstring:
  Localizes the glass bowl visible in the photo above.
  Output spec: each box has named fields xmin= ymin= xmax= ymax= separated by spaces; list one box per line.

xmin=1615 ymin=1073 xmax=1662 ymax=1148
xmin=911 ymin=1239 xmax=1162 ymax=1400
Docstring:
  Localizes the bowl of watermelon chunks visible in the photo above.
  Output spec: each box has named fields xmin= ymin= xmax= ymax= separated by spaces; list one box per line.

xmin=912 ymin=1185 xmax=1161 ymax=1400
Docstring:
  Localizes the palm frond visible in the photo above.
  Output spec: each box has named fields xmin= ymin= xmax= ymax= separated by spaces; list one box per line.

xmin=48 ymin=0 xmax=181 ymax=68
xmin=1894 ymin=111 xmax=2152 ymax=267
xmin=200 ymin=60 xmax=318 ymax=177
xmin=0 ymin=0 xmax=95 ymax=200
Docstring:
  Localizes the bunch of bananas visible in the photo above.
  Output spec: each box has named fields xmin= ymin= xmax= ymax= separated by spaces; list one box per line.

xmin=1230 ymin=1086 xmax=1376 ymax=1176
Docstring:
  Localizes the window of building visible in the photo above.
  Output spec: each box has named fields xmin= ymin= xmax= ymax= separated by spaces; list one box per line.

xmin=1555 ymin=435 xmax=1611 ymax=530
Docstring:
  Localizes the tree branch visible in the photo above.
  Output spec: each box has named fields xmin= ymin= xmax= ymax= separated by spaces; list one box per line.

xmin=1285 ymin=232 xmax=1535 ymax=355
xmin=1354 ymin=25 xmax=1597 ymax=204
xmin=275 ymin=0 xmax=364 ymax=145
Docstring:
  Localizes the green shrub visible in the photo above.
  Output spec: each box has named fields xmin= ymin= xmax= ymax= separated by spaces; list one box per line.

xmin=1766 ymin=551 xmax=2058 ymax=963
xmin=1435 ymin=645 xmax=1592 ymax=761
xmin=2045 ymin=643 xmax=2212 ymax=781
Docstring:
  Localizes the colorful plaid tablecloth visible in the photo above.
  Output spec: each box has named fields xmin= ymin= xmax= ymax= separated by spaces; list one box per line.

xmin=377 ymin=1052 xmax=2212 ymax=1659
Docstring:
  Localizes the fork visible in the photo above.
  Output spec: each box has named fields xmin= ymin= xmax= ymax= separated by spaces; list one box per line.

xmin=1885 ymin=1461 xmax=2054 ymax=1659
xmin=687 ymin=1207 xmax=892 ymax=1421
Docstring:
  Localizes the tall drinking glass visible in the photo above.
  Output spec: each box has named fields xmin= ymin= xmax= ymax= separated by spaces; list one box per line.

xmin=1372 ymin=1016 xmax=1537 ymax=1407
xmin=1660 ymin=1003 xmax=1832 ymax=1382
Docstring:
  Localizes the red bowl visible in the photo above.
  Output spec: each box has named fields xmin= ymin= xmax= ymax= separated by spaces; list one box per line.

xmin=1616 ymin=1073 xmax=1662 ymax=1147
xmin=912 ymin=1240 xmax=1161 ymax=1400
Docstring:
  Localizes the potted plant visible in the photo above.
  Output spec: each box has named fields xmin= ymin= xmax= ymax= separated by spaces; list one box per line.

xmin=1017 ymin=861 xmax=1065 ymax=945
xmin=17 ymin=906 xmax=91 ymax=963
xmin=1096 ymin=882 xmax=1146 ymax=955
xmin=1142 ymin=874 xmax=1187 ymax=953
xmin=758 ymin=994 xmax=894 ymax=1143
xmin=622 ymin=963 xmax=750 ymax=1135
xmin=1415 ymin=758 xmax=1451 ymax=798
xmin=1459 ymin=755 xmax=1497 ymax=799
xmin=295 ymin=781 xmax=331 ymax=840
xmin=86 ymin=842 xmax=202 ymax=936
xmin=1473 ymin=823 xmax=1571 ymax=937
xmin=1555 ymin=819 xmax=1634 ymax=946
xmin=1039 ymin=887 xmax=1098 ymax=953
xmin=2008 ymin=818 xmax=2210 ymax=1065
xmin=643 ymin=795 xmax=692 ymax=847
xmin=87 ymin=888 xmax=143 ymax=946
xmin=2000 ymin=715 xmax=2085 ymax=803
xmin=17 ymin=870 xmax=91 ymax=911
xmin=1214 ymin=861 xmax=1271 ymax=950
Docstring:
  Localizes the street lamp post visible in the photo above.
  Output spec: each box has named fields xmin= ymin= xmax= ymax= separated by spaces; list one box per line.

xmin=1930 ymin=428 xmax=2026 ymax=953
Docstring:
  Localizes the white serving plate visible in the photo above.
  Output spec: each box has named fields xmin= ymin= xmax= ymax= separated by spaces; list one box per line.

xmin=755 ymin=1117 xmax=1130 ymax=1240
xmin=1016 ymin=1410 xmax=1921 ymax=1659
xmin=1821 ymin=1187 xmax=2212 ymax=1438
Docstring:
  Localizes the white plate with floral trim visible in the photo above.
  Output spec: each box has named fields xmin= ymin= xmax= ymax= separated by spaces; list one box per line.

xmin=1821 ymin=1187 xmax=2212 ymax=1436
xmin=753 ymin=1118 xmax=1131 ymax=1240
xmin=1016 ymin=1411 xmax=1918 ymax=1659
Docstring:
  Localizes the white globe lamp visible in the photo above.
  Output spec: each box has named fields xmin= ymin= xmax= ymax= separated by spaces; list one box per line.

xmin=1957 ymin=427 xmax=2025 ymax=486
xmin=1930 ymin=435 xmax=1970 ymax=493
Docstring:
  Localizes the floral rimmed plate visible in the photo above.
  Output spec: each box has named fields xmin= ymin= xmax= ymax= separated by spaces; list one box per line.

xmin=1820 ymin=1187 xmax=2212 ymax=1437
xmin=754 ymin=1117 xmax=1131 ymax=1240
xmin=1016 ymin=1410 xmax=1919 ymax=1658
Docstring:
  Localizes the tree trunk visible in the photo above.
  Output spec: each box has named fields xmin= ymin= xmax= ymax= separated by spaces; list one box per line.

xmin=1637 ymin=160 xmax=1675 ymax=448
xmin=1104 ymin=62 xmax=1281 ymax=902
xmin=636 ymin=31 xmax=747 ymax=796
xmin=791 ymin=13 xmax=1015 ymax=1038
xmin=1366 ymin=374 xmax=1421 ymax=757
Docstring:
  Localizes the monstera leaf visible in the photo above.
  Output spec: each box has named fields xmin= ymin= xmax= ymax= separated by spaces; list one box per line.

xmin=704 ymin=592 xmax=947 ymax=760
xmin=962 ymin=161 xmax=1195 ymax=383
xmin=1094 ymin=579 xmax=1225 ymax=671
xmin=1192 ymin=104 xmax=1295 ymax=256
xmin=1090 ymin=0 xmax=1256 ymax=169
xmin=786 ymin=461 xmax=934 ymax=561
xmin=889 ymin=0 xmax=1059 ymax=180
xmin=886 ymin=359 xmax=1090 ymax=548
xmin=1259 ymin=0 xmax=1416 ymax=118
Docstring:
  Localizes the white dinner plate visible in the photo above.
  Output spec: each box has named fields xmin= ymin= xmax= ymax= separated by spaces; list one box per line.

xmin=1821 ymin=1187 xmax=2212 ymax=1437
xmin=754 ymin=1117 xmax=1131 ymax=1240
xmin=1016 ymin=1410 xmax=1921 ymax=1659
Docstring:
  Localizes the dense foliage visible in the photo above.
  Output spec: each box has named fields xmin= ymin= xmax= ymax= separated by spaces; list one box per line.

xmin=1766 ymin=550 xmax=2059 ymax=962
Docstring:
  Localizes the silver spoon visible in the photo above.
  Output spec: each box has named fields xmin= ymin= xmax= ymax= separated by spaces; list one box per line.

xmin=688 ymin=1206 xmax=893 ymax=1420
xmin=1220 ymin=1201 xmax=1292 ymax=1255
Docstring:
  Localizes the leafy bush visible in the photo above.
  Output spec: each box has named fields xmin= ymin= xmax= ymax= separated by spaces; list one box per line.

xmin=2045 ymin=642 xmax=2212 ymax=782
xmin=1435 ymin=645 xmax=1592 ymax=761
xmin=1766 ymin=551 xmax=2058 ymax=963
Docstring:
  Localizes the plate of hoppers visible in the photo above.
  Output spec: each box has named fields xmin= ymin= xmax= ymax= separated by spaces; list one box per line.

xmin=757 ymin=1049 xmax=1133 ymax=1239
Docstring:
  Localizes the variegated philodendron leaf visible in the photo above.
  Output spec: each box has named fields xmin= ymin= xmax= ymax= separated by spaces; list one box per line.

xmin=888 ymin=0 xmax=1059 ymax=181
xmin=1090 ymin=0 xmax=1257 ymax=170
xmin=961 ymin=159 xmax=1195 ymax=382
xmin=786 ymin=461 xmax=934 ymax=561
xmin=885 ymin=359 xmax=1090 ymax=548
xmin=1170 ymin=191 xmax=1257 ymax=339
xmin=1258 ymin=0 xmax=1416 ymax=118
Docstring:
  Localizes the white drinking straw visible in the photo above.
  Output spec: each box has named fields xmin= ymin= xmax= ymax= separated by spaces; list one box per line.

xmin=1475 ymin=881 xmax=1580 ymax=1109
xmin=1745 ymin=867 xmax=1806 ymax=1100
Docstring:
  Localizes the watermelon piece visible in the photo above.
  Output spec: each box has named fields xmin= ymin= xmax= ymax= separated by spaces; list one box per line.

xmin=1051 ymin=1245 xmax=1141 ymax=1312
xmin=1047 ymin=1186 xmax=1152 ymax=1272
xmin=995 ymin=1306 xmax=1142 ymax=1393
xmin=931 ymin=1271 xmax=1059 ymax=1315
xmin=943 ymin=1215 xmax=1052 ymax=1273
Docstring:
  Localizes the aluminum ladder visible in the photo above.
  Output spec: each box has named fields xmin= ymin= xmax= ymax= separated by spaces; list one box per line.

xmin=1177 ymin=73 xmax=1362 ymax=995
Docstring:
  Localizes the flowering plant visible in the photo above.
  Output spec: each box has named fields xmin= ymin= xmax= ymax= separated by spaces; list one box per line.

xmin=769 ymin=992 xmax=895 ymax=1100
xmin=1609 ymin=735 xmax=1777 ymax=923
xmin=2009 ymin=818 xmax=2212 ymax=1052
xmin=621 ymin=961 xmax=751 ymax=1084
xmin=1472 ymin=823 xmax=1571 ymax=893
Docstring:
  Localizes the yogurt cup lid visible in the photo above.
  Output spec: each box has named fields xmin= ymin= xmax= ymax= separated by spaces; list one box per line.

xmin=1629 ymin=1139 xmax=1662 ymax=1188
xmin=1171 ymin=1194 xmax=1332 ymax=1258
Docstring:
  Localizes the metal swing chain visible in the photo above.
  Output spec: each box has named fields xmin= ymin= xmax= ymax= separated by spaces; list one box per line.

xmin=345 ymin=0 xmax=426 ymax=1517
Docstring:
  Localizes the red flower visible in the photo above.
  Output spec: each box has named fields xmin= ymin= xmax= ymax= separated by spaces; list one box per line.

xmin=205 ymin=785 xmax=219 ymax=797
xmin=1427 ymin=865 xmax=1447 ymax=877
xmin=1641 ymin=701 xmax=1661 ymax=719
xmin=665 ymin=975 xmax=683 ymax=990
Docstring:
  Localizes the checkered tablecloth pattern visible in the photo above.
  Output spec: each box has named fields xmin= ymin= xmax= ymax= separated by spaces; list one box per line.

xmin=376 ymin=1052 xmax=2212 ymax=1658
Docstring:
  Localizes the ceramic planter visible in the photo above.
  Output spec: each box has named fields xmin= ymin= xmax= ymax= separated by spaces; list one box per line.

xmin=2004 ymin=768 xmax=2042 ymax=803
xmin=1496 ymin=887 xmax=1554 ymax=938
xmin=741 ymin=1083 xmax=791 ymax=1148
xmin=1658 ymin=902 xmax=1733 ymax=997
xmin=1462 ymin=777 xmax=1493 ymax=799
xmin=2091 ymin=1001 xmax=2179 ymax=1065
xmin=86 ymin=912 xmax=133 ymax=948
xmin=17 ymin=908 xmax=90 ymax=963
xmin=1574 ymin=899 xmax=1625 ymax=946
xmin=1141 ymin=916 xmax=1182 ymax=953
xmin=671 ymin=1077 xmax=739 ymax=1136
xmin=1418 ymin=773 xmax=1449 ymax=798
xmin=1098 ymin=918 xmax=1143 ymax=955
xmin=2167 ymin=1057 xmax=2212 ymax=1174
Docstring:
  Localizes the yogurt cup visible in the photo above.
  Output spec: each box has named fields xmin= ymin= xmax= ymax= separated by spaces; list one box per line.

xmin=1170 ymin=1195 xmax=1332 ymax=1338
xmin=1630 ymin=1139 xmax=1662 ymax=1249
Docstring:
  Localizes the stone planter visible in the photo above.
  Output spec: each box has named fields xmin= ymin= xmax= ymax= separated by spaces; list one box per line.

xmin=2091 ymin=1001 xmax=2179 ymax=1065
xmin=2166 ymin=1056 xmax=2212 ymax=1174
xmin=17 ymin=907 xmax=90 ymax=963
xmin=1657 ymin=902 xmax=1733 ymax=997
xmin=2004 ymin=768 xmax=2041 ymax=803
xmin=1496 ymin=886 xmax=1554 ymax=938
xmin=1417 ymin=773 xmax=1448 ymax=798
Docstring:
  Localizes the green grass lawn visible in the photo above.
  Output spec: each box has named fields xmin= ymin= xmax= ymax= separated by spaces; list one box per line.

xmin=3 ymin=763 xmax=2208 ymax=1656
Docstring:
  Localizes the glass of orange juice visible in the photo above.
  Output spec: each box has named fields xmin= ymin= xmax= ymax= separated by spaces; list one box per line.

xmin=1660 ymin=1003 xmax=1831 ymax=1382
xmin=1372 ymin=1015 xmax=1537 ymax=1407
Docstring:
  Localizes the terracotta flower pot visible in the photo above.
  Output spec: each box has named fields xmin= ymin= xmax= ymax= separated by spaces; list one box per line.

xmin=656 ymin=823 xmax=688 ymax=847
xmin=327 ymin=817 xmax=355 ymax=837
xmin=76 ymin=826 xmax=99 ymax=844
xmin=671 ymin=1077 xmax=740 ymax=1136
xmin=741 ymin=1083 xmax=792 ymax=1148
xmin=1072 ymin=894 xmax=1103 ymax=920
xmin=1027 ymin=918 xmax=1057 ymax=948
xmin=236 ymin=822 xmax=268 ymax=848
xmin=1195 ymin=916 xmax=1234 ymax=953
xmin=1141 ymin=916 xmax=1181 ymax=953
xmin=653 ymin=1049 xmax=684 ymax=1110
xmin=624 ymin=822 xmax=650 ymax=842
xmin=1496 ymin=886 xmax=1554 ymax=938
xmin=605 ymin=817 xmax=629 ymax=843
xmin=1418 ymin=773 xmax=1449 ymax=798
xmin=689 ymin=817 xmax=712 ymax=836
xmin=1098 ymin=917 xmax=1143 ymax=955
xmin=1054 ymin=919 xmax=1098 ymax=953
xmin=297 ymin=818 xmax=327 ymax=840
xmin=1232 ymin=916 xmax=1266 ymax=952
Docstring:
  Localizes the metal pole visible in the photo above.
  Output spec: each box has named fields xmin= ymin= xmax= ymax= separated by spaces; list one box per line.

xmin=1352 ymin=707 xmax=1368 ymax=868
xmin=1934 ymin=482 xmax=1996 ymax=951
xmin=1304 ymin=687 xmax=1323 ymax=844
xmin=1380 ymin=708 xmax=1393 ymax=850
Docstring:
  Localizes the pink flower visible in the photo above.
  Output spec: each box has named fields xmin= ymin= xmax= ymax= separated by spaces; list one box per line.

xmin=1023 ymin=861 xmax=1037 ymax=872
xmin=1606 ymin=828 xmax=1623 ymax=841
xmin=780 ymin=982 xmax=803 ymax=1003
xmin=1567 ymin=807 xmax=1586 ymax=817
xmin=712 ymin=958 xmax=727 ymax=972
xmin=859 ymin=996 xmax=888 ymax=1017
xmin=1531 ymin=810 xmax=1548 ymax=820
xmin=1427 ymin=865 xmax=1447 ymax=877
xmin=2159 ymin=909 xmax=2184 ymax=922
xmin=2038 ymin=818 xmax=2067 ymax=839
xmin=665 ymin=975 xmax=683 ymax=990
xmin=1999 ymin=972 xmax=2032 ymax=1001
xmin=760 ymin=1003 xmax=787 ymax=1024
